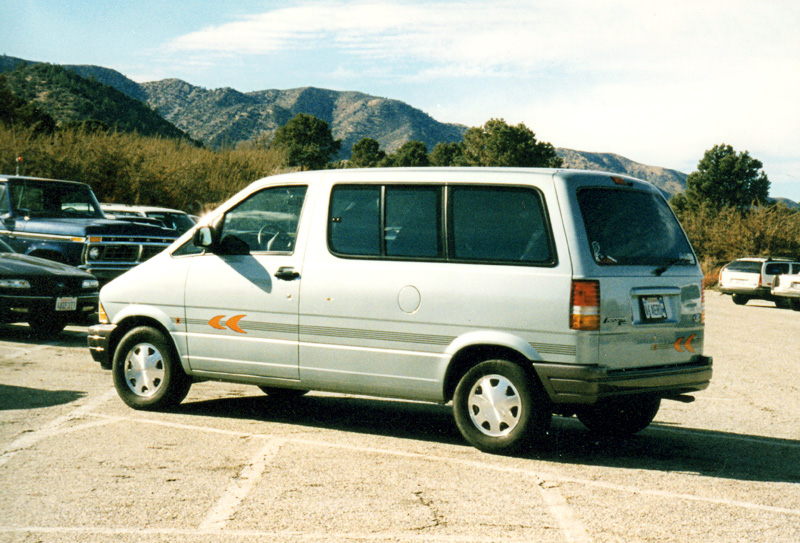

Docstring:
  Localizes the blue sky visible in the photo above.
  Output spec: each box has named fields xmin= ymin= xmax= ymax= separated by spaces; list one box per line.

xmin=3 ymin=0 xmax=799 ymax=200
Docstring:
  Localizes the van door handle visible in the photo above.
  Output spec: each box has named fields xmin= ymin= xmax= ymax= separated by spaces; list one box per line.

xmin=274 ymin=267 xmax=300 ymax=281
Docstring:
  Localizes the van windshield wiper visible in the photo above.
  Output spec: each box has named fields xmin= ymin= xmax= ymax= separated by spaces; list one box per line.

xmin=653 ymin=256 xmax=693 ymax=276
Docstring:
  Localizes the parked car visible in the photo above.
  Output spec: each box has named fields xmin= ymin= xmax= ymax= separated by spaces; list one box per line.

xmin=100 ymin=204 xmax=196 ymax=234
xmin=0 ymin=239 xmax=99 ymax=335
xmin=771 ymin=272 xmax=800 ymax=311
xmin=718 ymin=257 xmax=800 ymax=306
xmin=89 ymin=167 xmax=711 ymax=454
xmin=0 ymin=176 xmax=180 ymax=283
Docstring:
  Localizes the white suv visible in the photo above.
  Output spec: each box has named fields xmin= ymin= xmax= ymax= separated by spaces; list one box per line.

xmin=771 ymin=270 xmax=800 ymax=311
xmin=718 ymin=257 xmax=800 ymax=307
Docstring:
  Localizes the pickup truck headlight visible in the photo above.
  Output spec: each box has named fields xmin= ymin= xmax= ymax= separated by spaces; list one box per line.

xmin=88 ymin=247 xmax=102 ymax=260
xmin=0 ymin=279 xmax=31 ymax=289
xmin=82 ymin=278 xmax=100 ymax=289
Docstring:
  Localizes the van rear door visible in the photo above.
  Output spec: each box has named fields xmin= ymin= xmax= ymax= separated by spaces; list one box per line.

xmin=573 ymin=183 xmax=705 ymax=371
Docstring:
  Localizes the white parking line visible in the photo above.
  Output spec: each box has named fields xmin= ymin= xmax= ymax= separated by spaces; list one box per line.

xmin=199 ymin=438 xmax=286 ymax=532
xmin=0 ymin=387 xmax=117 ymax=467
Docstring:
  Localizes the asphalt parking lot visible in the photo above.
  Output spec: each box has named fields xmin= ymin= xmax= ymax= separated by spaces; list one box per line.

xmin=1 ymin=291 xmax=799 ymax=543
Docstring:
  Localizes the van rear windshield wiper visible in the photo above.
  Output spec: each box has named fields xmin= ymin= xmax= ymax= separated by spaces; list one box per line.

xmin=653 ymin=255 xmax=694 ymax=276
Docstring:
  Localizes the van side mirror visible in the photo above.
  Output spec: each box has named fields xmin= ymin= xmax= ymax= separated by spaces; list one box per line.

xmin=193 ymin=226 xmax=214 ymax=248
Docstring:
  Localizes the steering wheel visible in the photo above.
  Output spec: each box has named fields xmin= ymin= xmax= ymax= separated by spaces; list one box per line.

xmin=257 ymin=224 xmax=280 ymax=249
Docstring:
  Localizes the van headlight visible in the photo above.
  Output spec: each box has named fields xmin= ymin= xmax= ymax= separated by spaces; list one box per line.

xmin=0 ymin=279 xmax=30 ymax=289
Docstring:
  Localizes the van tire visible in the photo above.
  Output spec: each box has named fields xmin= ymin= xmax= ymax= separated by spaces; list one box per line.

xmin=453 ymin=359 xmax=551 ymax=454
xmin=577 ymin=396 xmax=661 ymax=436
xmin=112 ymin=326 xmax=191 ymax=410
xmin=731 ymin=294 xmax=749 ymax=305
xmin=791 ymin=299 xmax=800 ymax=312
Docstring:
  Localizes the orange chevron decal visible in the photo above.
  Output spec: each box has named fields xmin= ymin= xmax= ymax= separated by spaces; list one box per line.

xmin=208 ymin=315 xmax=226 ymax=329
xmin=673 ymin=334 xmax=696 ymax=353
xmin=684 ymin=334 xmax=695 ymax=353
xmin=226 ymin=314 xmax=247 ymax=334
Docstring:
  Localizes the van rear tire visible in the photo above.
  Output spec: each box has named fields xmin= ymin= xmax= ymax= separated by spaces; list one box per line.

xmin=577 ymin=396 xmax=661 ymax=436
xmin=731 ymin=294 xmax=749 ymax=305
xmin=453 ymin=359 xmax=551 ymax=454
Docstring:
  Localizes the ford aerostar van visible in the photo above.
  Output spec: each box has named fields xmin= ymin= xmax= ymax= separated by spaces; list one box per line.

xmin=88 ymin=168 xmax=712 ymax=453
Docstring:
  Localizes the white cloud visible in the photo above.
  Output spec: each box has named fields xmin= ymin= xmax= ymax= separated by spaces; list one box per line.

xmin=162 ymin=0 xmax=800 ymax=198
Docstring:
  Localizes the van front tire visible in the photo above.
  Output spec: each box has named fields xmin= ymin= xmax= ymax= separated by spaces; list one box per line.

xmin=112 ymin=326 xmax=191 ymax=410
xmin=453 ymin=359 xmax=551 ymax=454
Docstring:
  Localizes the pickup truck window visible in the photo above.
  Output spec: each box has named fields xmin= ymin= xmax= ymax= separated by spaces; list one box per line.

xmin=8 ymin=180 xmax=103 ymax=219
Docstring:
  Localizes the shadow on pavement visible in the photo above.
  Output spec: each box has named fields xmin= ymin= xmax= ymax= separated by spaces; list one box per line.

xmin=0 ymin=384 xmax=86 ymax=410
xmin=175 ymin=392 xmax=800 ymax=485
xmin=0 ymin=323 xmax=87 ymax=347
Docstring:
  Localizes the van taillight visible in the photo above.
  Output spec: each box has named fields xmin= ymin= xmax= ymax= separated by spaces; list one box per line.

xmin=701 ymin=288 xmax=706 ymax=324
xmin=570 ymin=280 xmax=600 ymax=331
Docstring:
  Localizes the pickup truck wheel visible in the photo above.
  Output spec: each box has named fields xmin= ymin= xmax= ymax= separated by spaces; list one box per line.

xmin=731 ymin=294 xmax=750 ymax=305
xmin=113 ymin=326 xmax=191 ymax=410
xmin=577 ymin=397 xmax=661 ymax=436
xmin=453 ymin=359 xmax=551 ymax=454
xmin=27 ymin=315 xmax=67 ymax=337
xmin=258 ymin=386 xmax=309 ymax=400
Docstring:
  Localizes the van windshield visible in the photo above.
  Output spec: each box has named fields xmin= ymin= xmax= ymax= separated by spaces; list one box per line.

xmin=577 ymin=188 xmax=695 ymax=267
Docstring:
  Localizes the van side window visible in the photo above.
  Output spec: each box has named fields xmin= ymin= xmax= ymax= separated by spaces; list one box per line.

xmin=329 ymin=186 xmax=381 ymax=255
xmin=385 ymin=187 xmax=442 ymax=258
xmin=221 ymin=185 xmax=307 ymax=253
xmin=450 ymin=186 xmax=553 ymax=264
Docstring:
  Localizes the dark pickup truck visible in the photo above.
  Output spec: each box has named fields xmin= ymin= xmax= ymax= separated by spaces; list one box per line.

xmin=0 ymin=175 xmax=180 ymax=283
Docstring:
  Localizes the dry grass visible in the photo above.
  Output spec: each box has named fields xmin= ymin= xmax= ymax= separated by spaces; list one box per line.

xmin=0 ymin=125 xmax=291 ymax=212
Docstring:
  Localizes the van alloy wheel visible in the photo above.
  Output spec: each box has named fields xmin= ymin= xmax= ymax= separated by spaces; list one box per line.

xmin=466 ymin=374 xmax=522 ymax=437
xmin=123 ymin=342 xmax=165 ymax=398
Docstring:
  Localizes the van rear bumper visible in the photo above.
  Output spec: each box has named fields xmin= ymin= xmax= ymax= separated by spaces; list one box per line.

xmin=534 ymin=356 xmax=713 ymax=405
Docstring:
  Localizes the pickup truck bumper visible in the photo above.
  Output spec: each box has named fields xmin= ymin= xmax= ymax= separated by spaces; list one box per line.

xmin=534 ymin=356 xmax=713 ymax=405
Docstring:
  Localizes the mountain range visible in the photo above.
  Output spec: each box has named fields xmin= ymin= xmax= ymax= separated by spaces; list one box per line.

xmin=2 ymin=54 xmax=693 ymax=197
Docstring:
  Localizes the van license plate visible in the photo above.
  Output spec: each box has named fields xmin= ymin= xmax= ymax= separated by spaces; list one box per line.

xmin=641 ymin=296 xmax=667 ymax=320
xmin=55 ymin=297 xmax=78 ymax=311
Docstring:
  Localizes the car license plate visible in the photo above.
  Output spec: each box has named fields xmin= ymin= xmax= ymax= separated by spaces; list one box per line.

xmin=641 ymin=296 xmax=667 ymax=320
xmin=55 ymin=297 xmax=78 ymax=311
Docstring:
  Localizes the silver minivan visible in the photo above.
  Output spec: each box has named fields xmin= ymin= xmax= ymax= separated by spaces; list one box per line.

xmin=89 ymin=168 xmax=712 ymax=453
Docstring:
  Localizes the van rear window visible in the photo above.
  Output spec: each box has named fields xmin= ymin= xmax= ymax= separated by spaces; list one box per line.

xmin=577 ymin=188 xmax=695 ymax=266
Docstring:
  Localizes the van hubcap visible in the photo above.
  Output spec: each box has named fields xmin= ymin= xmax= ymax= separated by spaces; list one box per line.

xmin=124 ymin=343 xmax=165 ymax=397
xmin=467 ymin=374 xmax=521 ymax=437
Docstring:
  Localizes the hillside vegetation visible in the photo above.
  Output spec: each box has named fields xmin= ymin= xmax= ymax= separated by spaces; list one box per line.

xmin=1 ymin=62 xmax=195 ymax=142
xmin=0 ymin=55 xmax=692 ymax=197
